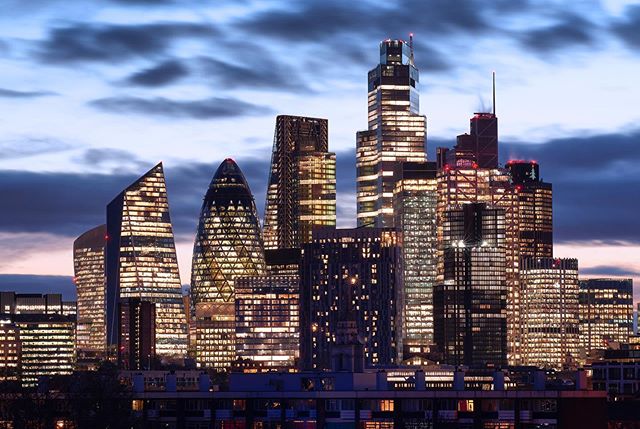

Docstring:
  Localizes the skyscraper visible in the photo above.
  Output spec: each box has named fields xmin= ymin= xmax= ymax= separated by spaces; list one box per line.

xmin=506 ymin=160 xmax=553 ymax=259
xmin=118 ymin=298 xmax=156 ymax=370
xmin=263 ymin=115 xmax=336 ymax=250
xmin=521 ymin=258 xmax=580 ymax=369
xmin=579 ymin=278 xmax=633 ymax=353
xmin=106 ymin=162 xmax=188 ymax=360
xmin=392 ymin=161 xmax=438 ymax=362
xmin=300 ymin=227 xmax=399 ymax=370
xmin=191 ymin=158 xmax=266 ymax=369
xmin=356 ymin=38 xmax=427 ymax=228
xmin=73 ymin=224 xmax=107 ymax=358
xmin=234 ymin=276 xmax=299 ymax=371
xmin=434 ymin=203 xmax=507 ymax=367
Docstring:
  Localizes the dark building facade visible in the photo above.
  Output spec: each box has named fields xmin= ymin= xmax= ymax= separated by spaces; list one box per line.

xmin=356 ymin=38 xmax=427 ymax=228
xmin=106 ymin=162 xmax=187 ymax=360
xmin=190 ymin=158 xmax=266 ymax=370
xmin=73 ymin=224 xmax=107 ymax=358
xmin=434 ymin=203 xmax=507 ymax=367
xmin=263 ymin=115 xmax=336 ymax=250
xmin=506 ymin=160 xmax=553 ymax=259
xmin=579 ymin=278 xmax=633 ymax=353
xmin=118 ymin=298 xmax=156 ymax=370
xmin=300 ymin=228 xmax=399 ymax=370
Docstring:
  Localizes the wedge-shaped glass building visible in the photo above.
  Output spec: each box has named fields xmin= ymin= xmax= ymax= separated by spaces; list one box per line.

xmin=106 ymin=162 xmax=188 ymax=360
xmin=191 ymin=159 xmax=266 ymax=369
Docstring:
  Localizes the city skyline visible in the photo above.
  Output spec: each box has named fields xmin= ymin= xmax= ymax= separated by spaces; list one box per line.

xmin=0 ymin=1 xmax=639 ymax=303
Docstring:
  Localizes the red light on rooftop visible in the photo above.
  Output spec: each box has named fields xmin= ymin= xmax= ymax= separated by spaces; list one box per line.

xmin=531 ymin=160 xmax=537 ymax=164
xmin=104 ymin=234 xmax=109 ymax=241
xmin=472 ymin=162 xmax=478 ymax=169
xmin=443 ymin=164 xmax=451 ymax=172
xmin=515 ymin=185 xmax=523 ymax=192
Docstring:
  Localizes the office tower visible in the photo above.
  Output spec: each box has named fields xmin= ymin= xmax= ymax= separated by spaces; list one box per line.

xmin=356 ymin=38 xmax=427 ymax=228
xmin=118 ymin=298 xmax=156 ymax=370
xmin=579 ymin=278 xmax=633 ymax=353
xmin=436 ymin=161 xmax=521 ymax=364
xmin=264 ymin=248 xmax=301 ymax=277
xmin=0 ymin=292 xmax=64 ymax=315
xmin=300 ymin=227 xmax=399 ymax=370
xmin=12 ymin=314 xmax=75 ymax=387
xmin=263 ymin=115 xmax=336 ymax=250
xmin=521 ymin=258 xmax=579 ymax=369
xmin=433 ymin=203 xmax=507 ymax=367
xmin=0 ymin=318 xmax=20 ymax=382
xmin=506 ymin=160 xmax=553 ymax=258
xmin=234 ymin=276 xmax=299 ymax=371
xmin=74 ymin=225 xmax=107 ymax=357
xmin=106 ymin=162 xmax=188 ymax=360
xmin=392 ymin=161 xmax=438 ymax=362
xmin=191 ymin=158 xmax=266 ymax=369
xmin=440 ymin=113 xmax=498 ymax=169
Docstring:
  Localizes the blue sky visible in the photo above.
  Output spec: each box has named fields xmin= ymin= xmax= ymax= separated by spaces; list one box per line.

xmin=0 ymin=0 xmax=638 ymax=301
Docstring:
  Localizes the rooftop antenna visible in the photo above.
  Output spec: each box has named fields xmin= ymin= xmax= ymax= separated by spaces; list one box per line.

xmin=492 ymin=71 xmax=496 ymax=115
xmin=409 ymin=33 xmax=414 ymax=65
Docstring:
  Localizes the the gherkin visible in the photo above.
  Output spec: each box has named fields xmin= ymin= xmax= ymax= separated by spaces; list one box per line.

xmin=191 ymin=158 xmax=266 ymax=369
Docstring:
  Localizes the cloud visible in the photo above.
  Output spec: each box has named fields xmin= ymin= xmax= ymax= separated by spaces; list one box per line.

xmin=611 ymin=5 xmax=640 ymax=49
xmin=518 ymin=13 xmax=596 ymax=53
xmin=580 ymin=265 xmax=639 ymax=277
xmin=0 ymin=137 xmax=73 ymax=160
xmin=501 ymin=129 xmax=640 ymax=243
xmin=0 ymin=88 xmax=56 ymax=98
xmin=89 ymin=96 xmax=274 ymax=119
xmin=198 ymin=54 xmax=312 ymax=92
xmin=125 ymin=59 xmax=189 ymax=86
xmin=36 ymin=22 xmax=217 ymax=64
xmin=0 ymin=274 xmax=75 ymax=300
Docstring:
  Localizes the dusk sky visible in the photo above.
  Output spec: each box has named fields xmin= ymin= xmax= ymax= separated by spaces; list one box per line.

xmin=0 ymin=0 xmax=638 ymax=302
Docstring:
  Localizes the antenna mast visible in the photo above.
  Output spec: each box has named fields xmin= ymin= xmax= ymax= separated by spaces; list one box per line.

xmin=492 ymin=71 xmax=496 ymax=115
xmin=409 ymin=33 xmax=414 ymax=65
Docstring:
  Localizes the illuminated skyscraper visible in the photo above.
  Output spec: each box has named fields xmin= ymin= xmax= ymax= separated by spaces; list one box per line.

xmin=579 ymin=278 xmax=633 ymax=353
xmin=263 ymin=115 xmax=336 ymax=250
xmin=356 ymin=38 xmax=427 ymax=228
xmin=521 ymin=258 xmax=579 ymax=369
xmin=300 ymin=227 xmax=399 ymax=370
xmin=118 ymin=298 xmax=156 ymax=370
xmin=506 ymin=160 xmax=553 ymax=259
xmin=234 ymin=276 xmax=299 ymax=371
xmin=191 ymin=158 xmax=266 ymax=369
xmin=433 ymin=203 xmax=507 ymax=367
xmin=106 ymin=162 xmax=188 ymax=360
xmin=73 ymin=224 xmax=107 ymax=358
xmin=392 ymin=161 xmax=438 ymax=361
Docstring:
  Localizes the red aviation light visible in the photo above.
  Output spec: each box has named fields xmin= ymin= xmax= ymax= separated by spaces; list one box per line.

xmin=472 ymin=162 xmax=479 ymax=169
xmin=443 ymin=164 xmax=451 ymax=172
xmin=515 ymin=185 xmax=523 ymax=192
xmin=104 ymin=234 xmax=109 ymax=241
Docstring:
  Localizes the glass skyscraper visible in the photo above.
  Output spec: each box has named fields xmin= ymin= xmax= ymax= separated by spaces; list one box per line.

xmin=356 ymin=38 xmax=427 ymax=228
xmin=521 ymin=258 xmax=580 ymax=369
xmin=392 ymin=161 xmax=438 ymax=362
xmin=190 ymin=158 xmax=266 ymax=370
xmin=434 ymin=203 xmax=508 ymax=367
xmin=106 ymin=162 xmax=188 ymax=360
xmin=263 ymin=115 xmax=336 ymax=250
xmin=73 ymin=224 xmax=107 ymax=358
xmin=579 ymin=278 xmax=633 ymax=354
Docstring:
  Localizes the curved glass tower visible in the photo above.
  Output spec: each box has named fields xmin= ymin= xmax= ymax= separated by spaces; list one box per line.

xmin=191 ymin=158 xmax=266 ymax=369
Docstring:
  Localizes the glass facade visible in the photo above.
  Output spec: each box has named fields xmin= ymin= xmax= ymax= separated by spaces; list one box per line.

xmin=300 ymin=228 xmax=399 ymax=370
xmin=12 ymin=314 xmax=75 ymax=387
xmin=392 ymin=161 xmax=438 ymax=362
xmin=521 ymin=258 xmax=579 ymax=369
xmin=434 ymin=203 xmax=508 ymax=367
xmin=356 ymin=39 xmax=427 ymax=228
xmin=0 ymin=319 xmax=20 ymax=382
xmin=506 ymin=160 xmax=553 ymax=259
xmin=263 ymin=115 xmax=336 ymax=250
xmin=106 ymin=162 xmax=188 ymax=360
xmin=190 ymin=158 xmax=266 ymax=370
xmin=235 ymin=276 xmax=299 ymax=371
xmin=73 ymin=224 xmax=107 ymax=357
xmin=579 ymin=278 xmax=633 ymax=353
xmin=436 ymin=165 xmax=521 ymax=364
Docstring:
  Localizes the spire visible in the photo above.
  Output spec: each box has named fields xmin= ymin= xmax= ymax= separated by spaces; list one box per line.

xmin=492 ymin=71 xmax=496 ymax=116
